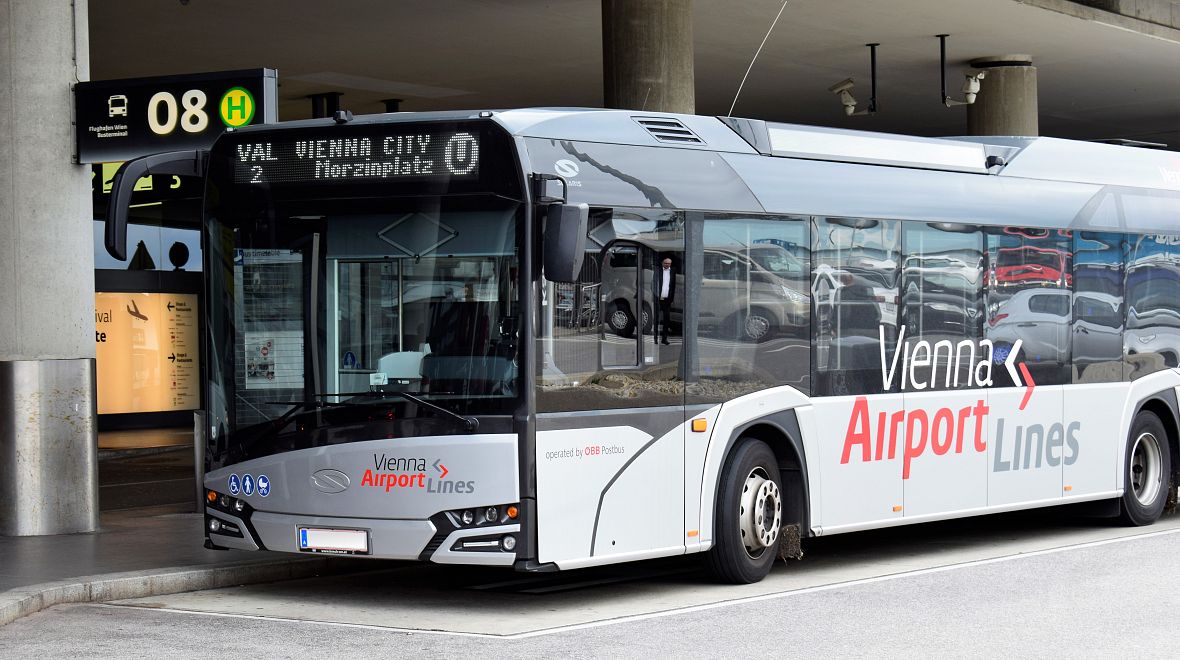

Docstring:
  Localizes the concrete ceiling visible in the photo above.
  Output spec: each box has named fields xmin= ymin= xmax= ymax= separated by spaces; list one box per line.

xmin=88 ymin=0 xmax=1180 ymax=145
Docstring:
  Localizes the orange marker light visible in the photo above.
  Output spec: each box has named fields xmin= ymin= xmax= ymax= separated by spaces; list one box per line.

xmin=687 ymin=530 xmax=699 ymax=538
xmin=691 ymin=418 xmax=708 ymax=433
xmin=206 ymin=490 xmax=218 ymax=503
xmin=506 ymin=505 xmax=519 ymax=519
xmin=892 ymin=505 xmax=903 ymax=512
xmin=1063 ymin=485 xmax=1073 ymax=492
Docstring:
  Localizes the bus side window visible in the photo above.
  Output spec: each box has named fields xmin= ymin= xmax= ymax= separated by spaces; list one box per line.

xmin=811 ymin=217 xmax=901 ymax=395
xmin=985 ymin=227 xmax=1072 ymax=386
xmin=1126 ymin=233 xmax=1180 ymax=379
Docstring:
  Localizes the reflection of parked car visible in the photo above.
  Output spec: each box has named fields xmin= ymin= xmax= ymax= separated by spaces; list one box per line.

xmin=812 ymin=264 xmax=898 ymax=338
xmin=601 ymin=244 xmax=808 ymax=342
xmin=902 ymin=290 xmax=980 ymax=337
xmin=1125 ymin=263 xmax=1180 ymax=368
xmin=986 ymin=289 xmax=1122 ymax=366
xmin=901 ymin=254 xmax=982 ymax=337
xmin=992 ymin=246 xmax=1072 ymax=288
xmin=698 ymin=246 xmax=807 ymax=342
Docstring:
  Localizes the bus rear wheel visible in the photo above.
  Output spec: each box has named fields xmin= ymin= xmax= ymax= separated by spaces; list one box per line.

xmin=706 ymin=438 xmax=781 ymax=583
xmin=1120 ymin=410 xmax=1171 ymax=526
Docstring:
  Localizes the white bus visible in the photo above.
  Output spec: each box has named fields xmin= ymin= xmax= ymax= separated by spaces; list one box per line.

xmin=106 ymin=109 xmax=1180 ymax=583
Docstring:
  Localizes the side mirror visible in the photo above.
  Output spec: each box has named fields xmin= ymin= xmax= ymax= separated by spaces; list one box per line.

xmin=105 ymin=150 xmax=208 ymax=260
xmin=542 ymin=203 xmax=589 ymax=283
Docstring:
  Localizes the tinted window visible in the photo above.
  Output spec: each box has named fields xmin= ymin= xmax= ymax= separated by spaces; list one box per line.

xmin=538 ymin=208 xmax=684 ymax=412
xmin=985 ymin=227 xmax=1072 ymax=386
xmin=1028 ymin=293 xmax=1070 ymax=316
xmin=901 ymin=223 xmax=985 ymax=391
xmin=1125 ymin=234 xmax=1180 ymax=378
xmin=690 ymin=215 xmax=810 ymax=403
xmin=1073 ymin=232 xmax=1125 ymax=383
xmin=812 ymin=217 xmax=901 ymax=395
xmin=1075 ymin=296 xmax=1121 ymax=327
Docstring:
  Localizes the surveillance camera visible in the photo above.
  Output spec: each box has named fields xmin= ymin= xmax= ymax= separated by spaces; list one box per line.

xmin=838 ymin=91 xmax=858 ymax=115
xmin=828 ymin=78 xmax=855 ymax=95
xmin=961 ymin=71 xmax=985 ymax=104
xmin=828 ymin=78 xmax=858 ymax=115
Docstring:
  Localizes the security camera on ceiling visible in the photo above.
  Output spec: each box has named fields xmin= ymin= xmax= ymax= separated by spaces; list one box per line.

xmin=828 ymin=78 xmax=859 ymax=116
xmin=827 ymin=43 xmax=878 ymax=117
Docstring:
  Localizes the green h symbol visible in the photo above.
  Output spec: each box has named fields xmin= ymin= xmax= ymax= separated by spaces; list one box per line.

xmin=221 ymin=88 xmax=254 ymax=126
xmin=227 ymin=94 xmax=248 ymax=120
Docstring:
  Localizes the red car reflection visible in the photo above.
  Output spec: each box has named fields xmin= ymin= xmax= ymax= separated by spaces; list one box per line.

xmin=993 ymin=246 xmax=1073 ymax=287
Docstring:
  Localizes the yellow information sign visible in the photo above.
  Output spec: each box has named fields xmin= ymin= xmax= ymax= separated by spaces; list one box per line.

xmin=95 ymin=292 xmax=200 ymax=414
xmin=219 ymin=87 xmax=256 ymax=128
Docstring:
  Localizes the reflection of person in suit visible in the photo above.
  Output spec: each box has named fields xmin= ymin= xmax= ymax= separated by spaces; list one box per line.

xmin=655 ymin=256 xmax=675 ymax=345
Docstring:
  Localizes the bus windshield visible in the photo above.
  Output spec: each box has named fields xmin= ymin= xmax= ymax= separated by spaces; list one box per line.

xmin=204 ymin=189 xmax=522 ymax=457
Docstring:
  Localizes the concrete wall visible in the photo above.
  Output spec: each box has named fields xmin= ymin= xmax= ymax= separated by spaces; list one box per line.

xmin=1072 ymin=0 xmax=1180 ymax=28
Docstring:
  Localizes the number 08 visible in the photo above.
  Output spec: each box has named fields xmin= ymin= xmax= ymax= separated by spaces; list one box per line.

xmin=148 ymin=89 xmax=209 ymax=136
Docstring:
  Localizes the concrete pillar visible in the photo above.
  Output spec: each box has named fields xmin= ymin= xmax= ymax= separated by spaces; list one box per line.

xmin=0 ymin=0 xmax=98 ymax=535
xmin=602 ymin=0 xmax=695 ymax=114
xmin=967 ymin=55 xmax=1038 ymax=136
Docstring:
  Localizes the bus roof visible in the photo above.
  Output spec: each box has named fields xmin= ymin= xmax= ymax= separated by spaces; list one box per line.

xmin=227 ymin=107 xmax=1180 ymax=193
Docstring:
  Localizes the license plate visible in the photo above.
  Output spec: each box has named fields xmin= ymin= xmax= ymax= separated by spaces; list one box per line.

xmin=297 ymin=527 xmax=370 ymax=555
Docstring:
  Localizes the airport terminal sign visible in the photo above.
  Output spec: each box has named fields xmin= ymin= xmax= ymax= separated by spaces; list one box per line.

xmin=76 ymin=69 xmax=277 ymax=163
xmin=95 ymin=293 xmax=200 ymax=414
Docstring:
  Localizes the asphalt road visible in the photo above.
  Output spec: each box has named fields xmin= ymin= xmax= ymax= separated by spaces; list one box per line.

xmin=5 ymin=508 xmax=1180 ymax=657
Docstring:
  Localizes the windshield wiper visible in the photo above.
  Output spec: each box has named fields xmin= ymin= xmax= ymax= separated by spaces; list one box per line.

xmin=314 ymin=391 xmax=479 ymax=432
xmin=263 ymin=400 xmax=321 ymax=428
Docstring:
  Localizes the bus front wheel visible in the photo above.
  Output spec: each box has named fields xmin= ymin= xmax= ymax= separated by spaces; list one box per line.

xmin=706 ymin=438 xmax=781 ymax=583
xmin=1120 ymin=410 xmax=1171 ymax=526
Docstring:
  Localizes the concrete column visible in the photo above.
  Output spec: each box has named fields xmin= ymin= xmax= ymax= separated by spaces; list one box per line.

xmin=602 ymin=0 xmax=695 ymax=114
xmin=0 ymin=0 xmax=98 ymax=535
xmin=967 ymin=55 xmax=1038 ymax=136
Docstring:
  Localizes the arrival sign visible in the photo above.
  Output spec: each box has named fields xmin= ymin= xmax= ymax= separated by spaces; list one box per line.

xmin=75 ymin=69 xmax=277 ymax=163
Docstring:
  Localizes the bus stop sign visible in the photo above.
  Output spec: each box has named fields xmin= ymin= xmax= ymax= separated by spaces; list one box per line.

xmin=75 ymin=68 xmax=277 ymax=164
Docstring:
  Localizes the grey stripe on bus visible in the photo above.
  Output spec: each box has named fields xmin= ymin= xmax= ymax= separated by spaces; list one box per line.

xmin=588 ymin=433 xmax=666 ymax=557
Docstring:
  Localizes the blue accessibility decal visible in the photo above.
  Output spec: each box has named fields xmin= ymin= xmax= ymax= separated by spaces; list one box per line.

xmin=228 ymin=474 xmax=240 ymax=495
xmin=242 ymin=474 xmax=255 ymax=496
xmin=257 ymin=475 xmax=271 ymax=497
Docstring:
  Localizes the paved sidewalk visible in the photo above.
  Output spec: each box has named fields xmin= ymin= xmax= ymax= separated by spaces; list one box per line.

xmin=0 ymin=508 xmax=375 ymax=626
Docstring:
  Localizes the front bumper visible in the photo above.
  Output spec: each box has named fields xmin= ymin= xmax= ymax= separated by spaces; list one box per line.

xmin=205 ymin=501 xmax=521 ymax=566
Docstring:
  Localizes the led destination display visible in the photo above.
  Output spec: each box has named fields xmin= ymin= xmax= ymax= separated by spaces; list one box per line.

xmin=233 ymin=130 xmax=480 ymax=184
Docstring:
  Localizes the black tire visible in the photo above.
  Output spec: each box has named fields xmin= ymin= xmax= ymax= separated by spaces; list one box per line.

xmin=705 ymin=438 xmax=782 ymax=583
xmin=1119 ymin=411 xmax=1172 ymax=526
xmin=607 ymin=301 xmax=636 ymax=338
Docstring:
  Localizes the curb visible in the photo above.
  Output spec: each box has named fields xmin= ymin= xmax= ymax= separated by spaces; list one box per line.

xmin=0 ymin=557 xmax=370 ymax=627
